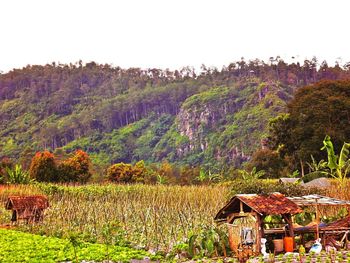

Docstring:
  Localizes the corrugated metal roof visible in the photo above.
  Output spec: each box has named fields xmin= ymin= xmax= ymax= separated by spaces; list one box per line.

xmin=287 ymin=195 xmax=350 ymax=206
xmin=215 ymin=193 xmax=302 ymax=222
xmin=5 ymin=195 xmax=49 ymax=210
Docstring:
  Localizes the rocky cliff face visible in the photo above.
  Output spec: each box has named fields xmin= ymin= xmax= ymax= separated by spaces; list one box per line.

xmin=178 ymin=103 xmax=232 ymax=150
xmin=170 ymin=82 xmax=291 ymax=166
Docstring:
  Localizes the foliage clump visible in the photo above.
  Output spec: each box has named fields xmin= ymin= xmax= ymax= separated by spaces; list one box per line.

xmin=29 ymin=150 xmax=92 ymax=183
xmin=0 ymin=229 xmax=155 ymax=263
xmin=29 ymin=151 xmax=57 ymax=182
xmin=58 ymin=150 xmax=92 ymax=183
xmin=230 ymin=179 xmax=324 ymax=197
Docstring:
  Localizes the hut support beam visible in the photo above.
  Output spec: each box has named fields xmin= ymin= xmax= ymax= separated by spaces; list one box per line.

xmin=282 ymin=214 xmax=294 ymax=237
xmin=253 ymin=212 xmax=263 ymax=254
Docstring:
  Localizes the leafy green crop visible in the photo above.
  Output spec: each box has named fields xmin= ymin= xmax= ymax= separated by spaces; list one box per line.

xmin=0 ymin=229 xmax=156 ymax=263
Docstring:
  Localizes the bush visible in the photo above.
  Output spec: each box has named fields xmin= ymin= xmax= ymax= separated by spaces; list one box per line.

xmin=246 ymin=149 xmax=286 ymax=178
xmin=230 ymin=179 xmax=325 ymax=196
xmin=106 ymin=160 xmax=153 ymax=183
xmin=107 ymin=163 xmax=134 ymax=183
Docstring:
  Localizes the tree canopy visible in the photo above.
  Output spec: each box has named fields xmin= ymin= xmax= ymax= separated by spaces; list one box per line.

xmin=268 ymin=80 xmax=350 ymax=170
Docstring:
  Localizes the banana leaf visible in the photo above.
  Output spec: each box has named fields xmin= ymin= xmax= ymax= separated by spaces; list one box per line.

xmin=339 ymin=142 xmax=350 ymax=169
xmin=321 ymin=135 xmax=338 ymax=170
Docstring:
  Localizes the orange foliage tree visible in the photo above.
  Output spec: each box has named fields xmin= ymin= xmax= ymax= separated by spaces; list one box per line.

xmin=29 ymin=150 xmax=92 ymax=183
xmin=29 ymin=151 xmax=58 ymax=182
xmin=107 ymin=162 xmax=134 ymax=183
xmin=58 ymin=150 xmax=92 ymax=183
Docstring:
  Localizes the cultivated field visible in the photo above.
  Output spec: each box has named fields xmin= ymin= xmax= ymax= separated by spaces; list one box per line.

xmin=0 ymin=181 xmax=349 ymax=262
xmin=0 ymin=184 xmax=229 ymax=253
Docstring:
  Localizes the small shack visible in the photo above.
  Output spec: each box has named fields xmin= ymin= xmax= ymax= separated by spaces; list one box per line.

xmin=5 ymin=195 xmax=49 ymax=223
xmin=214 ymin=193 xmax=302 ymax=256
xmin=287 ymin=194 xmax=350 ymax=244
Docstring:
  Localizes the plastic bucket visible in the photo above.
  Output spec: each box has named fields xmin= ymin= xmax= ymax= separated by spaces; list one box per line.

xmin=284 ymin=237 xmax=294 ymax=252
xmin=273 ymin=239 xmax=284 ymax=252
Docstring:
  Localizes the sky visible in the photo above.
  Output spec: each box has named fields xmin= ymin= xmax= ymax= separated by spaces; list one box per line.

xmin=1 ymin=0 xmax=350 ymax=73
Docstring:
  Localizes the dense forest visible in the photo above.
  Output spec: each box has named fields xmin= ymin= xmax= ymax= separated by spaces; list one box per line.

xmin=1 ymin=57 xmax=350 ymax=174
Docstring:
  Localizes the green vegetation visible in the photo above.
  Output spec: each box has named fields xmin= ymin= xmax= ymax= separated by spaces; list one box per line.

xmin=321 ymin=135 xmax=350 ymax=186
xmin=0 ymin=229 xmax=154 ymax=263
xmin=4 ymin=164 xmax=33 ymax=184
xmin=266 ymin=80 xmax=350 ymax=175
xmin=1 ymin=60 xmax=349 ymax=173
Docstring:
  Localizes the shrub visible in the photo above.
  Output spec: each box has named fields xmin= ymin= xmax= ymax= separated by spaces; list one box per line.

xmin=246 ymin=149 xmax=286 ymax=178
xmin=107 ymin=163 xmax=134 ymax=183
xmin=106 ymin=160 xmax=153 ymax=183
xmin=230 ymin=179 xmax=325 ymax=196
xmin=29 ymin=150 xmax=92 ymax=183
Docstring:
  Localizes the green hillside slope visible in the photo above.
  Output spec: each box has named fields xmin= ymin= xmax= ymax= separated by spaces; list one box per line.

xmin=0 ymin=60 xmax=348 ymax=169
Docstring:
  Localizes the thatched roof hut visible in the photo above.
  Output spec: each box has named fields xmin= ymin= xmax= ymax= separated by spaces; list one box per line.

xmin=5 ymin=195 xmax=49 ymax=223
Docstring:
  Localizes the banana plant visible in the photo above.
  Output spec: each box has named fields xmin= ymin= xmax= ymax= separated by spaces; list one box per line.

xmin=238 ymin=167 xmax=265 ymax=180
xmin=195 ymin=169 xmax=222 ymax=184
xmin=321 ymin=135 xmax=350 ymax=187
xmin=5 ymin=164 xmax=33 ymax=184
xmin=304 ymin=155 xmax=329 ymax=181
xmin=306 ymin=155 xmax=328 ymax=173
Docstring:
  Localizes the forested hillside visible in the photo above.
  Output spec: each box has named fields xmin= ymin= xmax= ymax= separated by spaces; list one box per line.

xmin=1 ymin=58 xmax=350 ymax=171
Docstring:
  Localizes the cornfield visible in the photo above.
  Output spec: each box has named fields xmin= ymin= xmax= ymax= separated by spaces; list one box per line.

xmin=0 ymin=180 xmax=349 ymax=253
xmin=0 ymin=183 xmax=229 ymax=252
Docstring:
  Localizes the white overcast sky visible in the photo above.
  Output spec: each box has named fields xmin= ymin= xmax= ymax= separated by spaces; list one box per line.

xmin=1 ymin=0 xmax=350 ymax=73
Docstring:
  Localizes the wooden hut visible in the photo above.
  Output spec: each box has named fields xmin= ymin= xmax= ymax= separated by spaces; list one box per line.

xmin=5 ymin=195 xmax=49 ymax=223
xmin=214 ymin=193 xmax=302 ymax=257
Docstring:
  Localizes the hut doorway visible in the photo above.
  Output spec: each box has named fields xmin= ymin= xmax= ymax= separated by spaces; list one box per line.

xmin=228 ymin=215 xmax=257 ymax=261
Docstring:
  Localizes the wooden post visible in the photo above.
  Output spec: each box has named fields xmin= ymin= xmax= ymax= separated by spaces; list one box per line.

xmin=283 ymin=214 xmax=294 ymax=238
xmin=240 ymin=201 xmax=244 ymax=214
xmin=315 ymin=199 xmax=320 ymax=240
xmin=255 ymin=213 xmax=262 ymax=254
xmin=283 ymin=213 xmax=295 ymax=250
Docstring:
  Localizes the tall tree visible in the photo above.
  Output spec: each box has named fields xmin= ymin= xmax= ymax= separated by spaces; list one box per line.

xmin=268 ymin=80 xmax=350 ymax=172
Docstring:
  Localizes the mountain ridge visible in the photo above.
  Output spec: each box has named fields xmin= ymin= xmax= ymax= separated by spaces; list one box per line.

xmin=1 ymin=59 xmax=349 ymax=170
